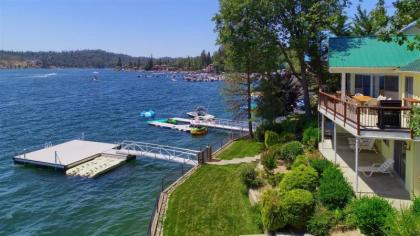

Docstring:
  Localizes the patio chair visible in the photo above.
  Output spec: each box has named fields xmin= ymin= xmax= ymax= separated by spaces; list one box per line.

xmin=348 ymin=138 xmax=377 ymax=153
xmin=358 ymin=159 xmax=394 ymax=177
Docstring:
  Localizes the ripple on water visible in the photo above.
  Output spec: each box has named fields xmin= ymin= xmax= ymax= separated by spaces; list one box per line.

xmin=0 ymin=69 xmax=227 ymax=235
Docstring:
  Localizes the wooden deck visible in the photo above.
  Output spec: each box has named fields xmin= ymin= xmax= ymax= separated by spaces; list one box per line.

xmin=318 ymin=91 xmax=413 ymax=140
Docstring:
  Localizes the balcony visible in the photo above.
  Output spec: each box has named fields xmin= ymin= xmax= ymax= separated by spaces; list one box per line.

xmin=318 ymin=91 xmax=415 ymax=140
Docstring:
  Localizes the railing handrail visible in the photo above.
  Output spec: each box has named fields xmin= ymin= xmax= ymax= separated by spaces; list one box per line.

xmin=319 ymin=90 xmax=413 ymax=134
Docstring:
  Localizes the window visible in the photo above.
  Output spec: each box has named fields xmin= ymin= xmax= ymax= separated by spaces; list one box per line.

xmin=379 ymin=76 xmax=399 ymax=92
xmin=355 ymin=74 xmax=371 ymax=95
xmin=405 ymin=77 xmax=413 ymax=98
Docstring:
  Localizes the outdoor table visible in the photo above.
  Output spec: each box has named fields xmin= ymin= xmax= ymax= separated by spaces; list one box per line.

xmin=352 ymin=95 xmax=373 ymax=105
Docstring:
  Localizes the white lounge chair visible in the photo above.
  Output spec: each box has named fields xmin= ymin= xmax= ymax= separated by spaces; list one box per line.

xmin=358 ymin=159 xmax=394 ymax=177
xmin=348 ymin=138 xmax=377 ymax=153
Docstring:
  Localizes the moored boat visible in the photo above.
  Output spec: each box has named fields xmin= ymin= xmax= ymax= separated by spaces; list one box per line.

xmin=190 ymin=126 xmax=208 ymax=136
xmin=186 ymin=106 xmax=215 ymax=120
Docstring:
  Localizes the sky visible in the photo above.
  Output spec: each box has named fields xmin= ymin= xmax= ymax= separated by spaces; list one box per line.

xmin=0 ymin=0 xmax=396 ymax=58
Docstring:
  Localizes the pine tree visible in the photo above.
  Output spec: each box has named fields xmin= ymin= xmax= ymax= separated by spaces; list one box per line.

xmin=116 ymin=57 xmax=122 ymax=68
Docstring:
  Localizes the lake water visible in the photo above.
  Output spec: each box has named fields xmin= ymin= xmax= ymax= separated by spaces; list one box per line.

xmin=0 ymin=69 xmax=231 ymax=235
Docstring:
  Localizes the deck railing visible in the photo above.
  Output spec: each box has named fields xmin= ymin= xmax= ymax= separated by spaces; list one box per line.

xmin=318 ymin=91 xmax=413 ymax=136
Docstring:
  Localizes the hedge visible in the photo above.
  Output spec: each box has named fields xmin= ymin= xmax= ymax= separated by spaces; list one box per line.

xmin=279 ymin=164 xmax=318 ymax=192
xmin=282 ymin=189 xmax=315 ymax=229
xmin=345 ymin=196 xmax=395 ymax=236
xmin=318 ymin=166 xmax=354 ymax=209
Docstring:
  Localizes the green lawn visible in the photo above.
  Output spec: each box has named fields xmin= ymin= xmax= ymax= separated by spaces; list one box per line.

xmin=216 ymin=139 xmax=264 ymax=160
xmin=164 ymin=164 xmax=262 ymax=236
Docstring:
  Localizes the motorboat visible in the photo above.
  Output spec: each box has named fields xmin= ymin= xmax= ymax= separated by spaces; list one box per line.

xmin=190 ymin=126 xmax=208 ymax=136
xmin=186 ymin=106 xmax=215 ymax=120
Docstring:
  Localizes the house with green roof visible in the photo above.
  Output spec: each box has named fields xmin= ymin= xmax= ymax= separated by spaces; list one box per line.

xmin=318 ymin=34 xmax=420 ymax=207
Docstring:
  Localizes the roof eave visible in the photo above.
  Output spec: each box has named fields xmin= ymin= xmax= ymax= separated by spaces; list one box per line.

xmin=329 ymin=67 xmax=400 ymax=74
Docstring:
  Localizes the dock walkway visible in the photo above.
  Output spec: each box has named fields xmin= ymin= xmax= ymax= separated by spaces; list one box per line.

xmin=172 ymin=117 xmax=254 ymax=132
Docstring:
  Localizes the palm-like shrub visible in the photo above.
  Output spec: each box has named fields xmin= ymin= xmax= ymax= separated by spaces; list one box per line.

xmin=240 ymin=166 xmax=262 ymax=189
xmin=264 ymin=130 xmax=280 ymax=148
xmin=261 ymin=151 xmax=277 ymax=171
xmin=303 ymin=127 xmax=320 ymax=149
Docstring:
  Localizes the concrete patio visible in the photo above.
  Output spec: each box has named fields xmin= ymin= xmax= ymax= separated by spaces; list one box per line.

xmin=319 ymin=134 xmax=411 ymax=209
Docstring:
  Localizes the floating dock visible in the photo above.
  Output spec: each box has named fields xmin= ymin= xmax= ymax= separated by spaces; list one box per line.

xmin=13 ymin=140 xmax=121 ymax=170
xmin=14 ymin=139 xmax=202 ymax=178
xmin=148 ymin=118 xmax=253 ymax=133
xmin=171 ymin=117 xmax=250 ymax=132
xmin=148 ymin=119 xmax=191 ymax=132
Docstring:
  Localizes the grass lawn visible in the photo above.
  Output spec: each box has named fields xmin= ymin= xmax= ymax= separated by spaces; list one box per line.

xmin=163 ymin=164 xmax=262 ymax=236
xmin=216 ymin=139 xmax=264 ymax=160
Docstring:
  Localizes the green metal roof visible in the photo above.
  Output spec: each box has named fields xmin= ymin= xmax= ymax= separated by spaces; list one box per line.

xmin=329 ymin=36 xmax=420 ymax=69
xmin=401 ymin=58 xmax=420 ymax=72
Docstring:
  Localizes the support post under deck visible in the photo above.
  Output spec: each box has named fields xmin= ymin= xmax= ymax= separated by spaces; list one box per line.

xmin=355 ymin=138 xmax=360 ymax=194
xmin=334 ymin=123 xmax=337 ymax=164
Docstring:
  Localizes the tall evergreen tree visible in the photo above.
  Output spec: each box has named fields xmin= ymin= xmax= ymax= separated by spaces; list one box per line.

xmin=352 ymin=0 xmax=389 ymax=36
xmin=214 ymin=0 xmax=279 ymax=137
xmin=378 ymin=0 xmax=420 ymax=50
xmin=265 ymin=0 xmax=349 ymax=119
xmin=116 ymin=57 xmax=122 ymax=68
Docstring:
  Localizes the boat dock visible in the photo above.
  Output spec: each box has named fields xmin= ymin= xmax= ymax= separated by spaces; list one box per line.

xmin=13 ymin=140 xmax=122 ymax=170
xmin=172 ymin=117 xmax=252 ymax=132
xmin=148 ymin=120 xmax=191 ymax=132
xmin=148 ymin=117 xmax=255 ymax=133
xmin=14 ymin=139 xmax=206 ymax=178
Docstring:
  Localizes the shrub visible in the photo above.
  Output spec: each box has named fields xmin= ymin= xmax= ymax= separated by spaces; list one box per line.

xmin=280 ymin=141 xmax=304 ymax=162
xmin=255 ymin=123 xmax=283 ymax=142
xmin=282 ymin=189 xmax=315 ymax=229
xmin=279 ymin=165 xmax=318 ymax=192
xmin=264 ymin=130 xmax=280 ymax=148
xmin=268 ymin=143 xmax=283 ymax=158
xmin=410 ymin=106 xmax=420 ymax=138
xmin=240 ymin=166 xmax=263 ymax=189
xmin=278 ymin=131 xmax=295 ymax=144
xmin=261 ymin=151 xmax=277 ymax=171
xmin=261 ymin=189 xmax=288 ymax=232
xmin=279 ymin=119 xmax=298 ymax=134
xmin=309 ymin=159 xmax=334 ymax=176
xmin=291 ymin=155 xmax=308 ymax=169
xmin=318 ymin=166 xmax=354 ymax=209
xmin=268 ymin=173 xmax=284 ymax=187
xmin=307 ymin=207 xmax=337 ymax=236
xmin=384 ymin=207 xmax=420 ymax=236
xmin=412 ymin=196 xmax=420 ymax=215
xmin=345 ymin=197 xmax=395 ymax=236
xmin=384 ymin=197 xmax=420 ymax=235
xmin=303 ymin=127 xmax=320 ymax=149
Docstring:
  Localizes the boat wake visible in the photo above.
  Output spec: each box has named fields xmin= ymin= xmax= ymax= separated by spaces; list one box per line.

xmin=31 ymin=73 xmax=57 ymax=78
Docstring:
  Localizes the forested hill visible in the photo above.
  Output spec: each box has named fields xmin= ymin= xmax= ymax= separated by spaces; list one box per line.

xmin=0 ymin=50 xmax=148 ymax=68
xmin=0 ymin=49 xmax=223 ymax=71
